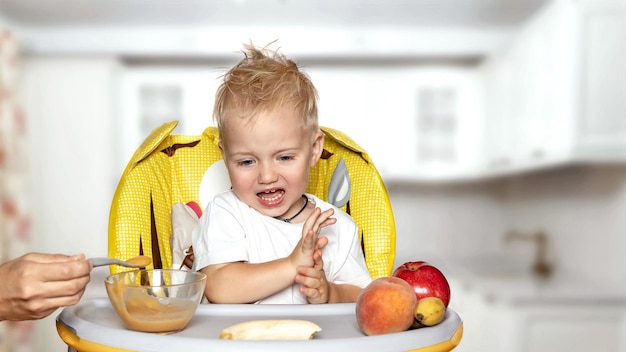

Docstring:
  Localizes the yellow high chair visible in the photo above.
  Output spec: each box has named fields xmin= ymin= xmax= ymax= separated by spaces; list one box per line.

xmin=56 ymin=122 xmax=463 ymax=352
xmin=108 ymin=121 xmax=396 ymax=279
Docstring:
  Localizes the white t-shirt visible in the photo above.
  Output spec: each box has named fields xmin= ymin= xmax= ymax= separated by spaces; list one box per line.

xmin=192 ymin=190 xmax=372 ymax=304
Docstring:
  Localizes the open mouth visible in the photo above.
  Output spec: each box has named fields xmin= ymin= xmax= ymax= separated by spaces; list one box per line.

xmin=257 ymin=189 xmax=285 ymax=206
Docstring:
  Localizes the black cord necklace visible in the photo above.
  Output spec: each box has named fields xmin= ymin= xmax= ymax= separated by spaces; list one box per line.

xmin=274 ymin=195 xmax=308 ymax=223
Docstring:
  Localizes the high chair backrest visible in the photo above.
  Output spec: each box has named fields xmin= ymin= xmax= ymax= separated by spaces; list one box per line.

xmin=108 ymin=122 xmax=396 ymax=279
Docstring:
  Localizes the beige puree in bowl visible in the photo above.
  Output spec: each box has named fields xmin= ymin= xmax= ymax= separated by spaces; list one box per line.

xmin=106 ymin=283 xmax=197 ymax=333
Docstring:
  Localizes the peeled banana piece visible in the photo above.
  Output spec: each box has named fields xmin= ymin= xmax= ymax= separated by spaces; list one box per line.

xmin=219 ymin=319 xmax=322 ymax=340
xmin=412 ymin=297 xmax=446 ymax=328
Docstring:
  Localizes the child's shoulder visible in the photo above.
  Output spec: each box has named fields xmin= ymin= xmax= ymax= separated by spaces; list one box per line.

xmin=306 ymin=193 xmax=331 ymax=209
xmin=210 ymin=190 xmax=243 ymax=209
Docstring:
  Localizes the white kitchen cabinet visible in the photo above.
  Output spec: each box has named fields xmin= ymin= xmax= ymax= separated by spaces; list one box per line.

xmin=311 ymin=66 xmax=483 ymax=182
xmin=449 ymin=278 xmax=626 ymax=352
xmin=575 ymin=1 xmax=626 ymax=160
xmin=119 ymin=65 xmax=223 ymax=163
xmin=521 ymin=308 xmax=624 ymax=352
xmin=408 ymin=68 xmax=484 ymax=181
xmin=480 ymin=47 xmax=517 ymax=171
xmin=480 ymin=0 xmax=626 ymax=176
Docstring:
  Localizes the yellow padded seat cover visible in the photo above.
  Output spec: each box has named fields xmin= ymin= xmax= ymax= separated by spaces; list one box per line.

xmin=108 ymin=122 xmax=396 ymax=278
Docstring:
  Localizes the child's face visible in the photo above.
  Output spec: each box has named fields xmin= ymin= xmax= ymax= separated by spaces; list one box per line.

xmin=219 ymin=108 xmax=323 ymax=220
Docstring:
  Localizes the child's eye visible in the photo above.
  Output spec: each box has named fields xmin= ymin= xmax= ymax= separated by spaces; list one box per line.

xmin=279 ymin=155 xmax=294 ymax=161
xmin=238 ymin=159 xmax=254 ymax=166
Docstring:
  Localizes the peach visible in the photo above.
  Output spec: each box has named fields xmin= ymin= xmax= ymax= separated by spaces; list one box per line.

xmin=355 ymin=276 xmax=418 ymax=336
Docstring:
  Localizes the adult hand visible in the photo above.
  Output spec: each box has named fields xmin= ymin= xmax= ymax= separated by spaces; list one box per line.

xmin=0 ymin=253 xmax=92 ymax=321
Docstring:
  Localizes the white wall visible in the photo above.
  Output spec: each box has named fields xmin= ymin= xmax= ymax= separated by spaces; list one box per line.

xmin=388 ymin=181 xmax=507 ymax=265
xmin=21 ymin=57 xmax=120 ymax=258
xmin=389 ymin=165 xmax=626 ymax=285
xmin=500 ymin=165 xmax=626 ymax=284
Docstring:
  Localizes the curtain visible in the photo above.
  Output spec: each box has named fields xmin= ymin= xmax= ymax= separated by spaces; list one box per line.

xmin=0 ymin=28 xmax=35 ymax=352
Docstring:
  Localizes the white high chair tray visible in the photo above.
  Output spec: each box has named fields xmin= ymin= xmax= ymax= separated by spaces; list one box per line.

xmin=57 ymin=298 xmax=462 ymax=351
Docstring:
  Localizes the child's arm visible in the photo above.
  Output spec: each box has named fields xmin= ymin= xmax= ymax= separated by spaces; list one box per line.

xmin=201 ymin=259 xmax=298 ymax=303
xmin=201 ymin=208 xmax=336 ymax=303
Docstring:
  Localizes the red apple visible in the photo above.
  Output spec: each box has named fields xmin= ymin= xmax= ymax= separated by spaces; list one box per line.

xmin=393 ymin=261 xmax=451 ymax=307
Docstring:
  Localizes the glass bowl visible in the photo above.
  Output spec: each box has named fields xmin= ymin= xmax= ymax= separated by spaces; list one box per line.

xmin=105 ymin=269 xmax=207 ymax=333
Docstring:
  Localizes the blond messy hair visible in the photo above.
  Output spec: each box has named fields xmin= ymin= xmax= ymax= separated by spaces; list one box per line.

xmin=213 ymin=42 xmax=319 ymax=138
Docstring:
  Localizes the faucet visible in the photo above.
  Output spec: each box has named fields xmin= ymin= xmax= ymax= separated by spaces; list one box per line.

xmin=504 ymin=230 xmax=553 ymax=279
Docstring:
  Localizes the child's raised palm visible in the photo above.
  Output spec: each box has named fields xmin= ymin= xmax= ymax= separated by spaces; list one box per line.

xmin=289 ymin=207 xmax=336 ymax=269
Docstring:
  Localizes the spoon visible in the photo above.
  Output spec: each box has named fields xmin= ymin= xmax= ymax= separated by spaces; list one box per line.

xmin=90 ymin=256 xmax=152 ymax=268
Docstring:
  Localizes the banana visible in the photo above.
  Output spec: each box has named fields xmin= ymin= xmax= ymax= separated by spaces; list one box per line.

xmin=412 ymin=297 xmax=446 ymax=328
xmin=219 ymin=319 xmax=322 ymax=340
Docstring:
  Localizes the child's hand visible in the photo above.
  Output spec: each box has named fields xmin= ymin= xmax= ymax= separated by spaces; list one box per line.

xmin=296 ymin=243 xmax=330 ymax=303
xmin=288 ymin=207 xmax=336 ymax=269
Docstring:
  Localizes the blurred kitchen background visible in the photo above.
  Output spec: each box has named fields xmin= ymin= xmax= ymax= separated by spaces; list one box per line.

xmin=1 ymin=0 xmax=625 ymax=351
